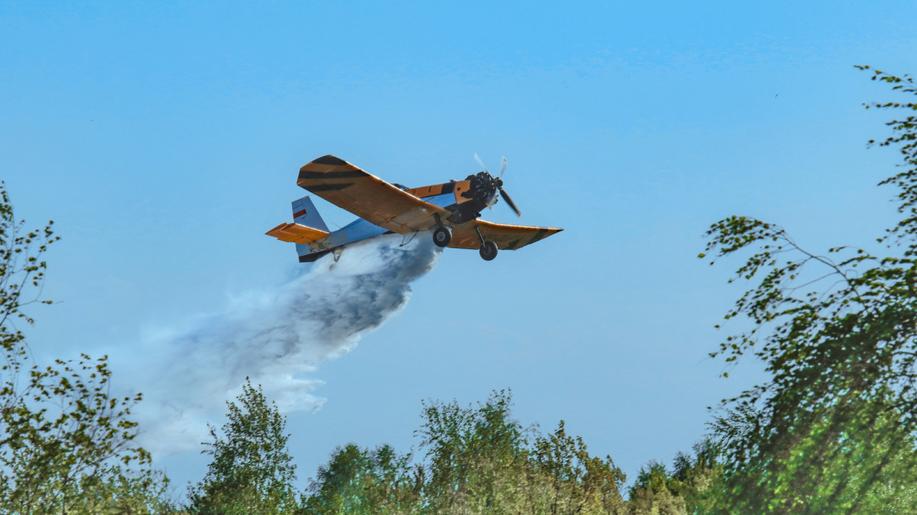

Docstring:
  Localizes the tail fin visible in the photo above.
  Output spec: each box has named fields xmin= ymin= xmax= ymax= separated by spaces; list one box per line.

xmin=291 ymin=196 xmax=328 ymax=231
xmin=266 ymin=196 xmax=331 ymax=259
xmin=290 ymin=196 xmax=330 ymax=261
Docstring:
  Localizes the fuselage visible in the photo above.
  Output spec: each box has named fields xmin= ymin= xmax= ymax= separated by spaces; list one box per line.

xmin=309 ymin=177 xmax=489 ymax=255
xmin=318 ymin=190 xmax=457 ymax=249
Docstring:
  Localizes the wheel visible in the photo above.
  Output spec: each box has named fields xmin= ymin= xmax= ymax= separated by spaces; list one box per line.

xmin=432 ymin=226 xmax=452 ymax=247
xmin=479 ymin=240 xmax=498 ymax=261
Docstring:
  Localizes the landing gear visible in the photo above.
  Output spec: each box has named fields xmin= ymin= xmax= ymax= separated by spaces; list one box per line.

xmin=472 ymin=224 xmax=498 ymax=261
xmin=479 ymin=240 xmax=498 ymax=261
xmin=432 ymin=226 xmax=452 ymax=247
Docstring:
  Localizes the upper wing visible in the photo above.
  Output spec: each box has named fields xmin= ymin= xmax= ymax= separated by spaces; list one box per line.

xmin=449 ymin=220 xmax=563 ymax=250
xmin=297 ymin=155 xmax=448 ymax=233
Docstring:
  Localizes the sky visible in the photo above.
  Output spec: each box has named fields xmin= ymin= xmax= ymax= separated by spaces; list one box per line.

xmin=2 ymin=0 xmax=916 ymax=495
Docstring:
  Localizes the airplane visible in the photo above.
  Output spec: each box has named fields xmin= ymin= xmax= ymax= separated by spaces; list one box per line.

xmin=266 ymin=155 xmax=562 ymax=262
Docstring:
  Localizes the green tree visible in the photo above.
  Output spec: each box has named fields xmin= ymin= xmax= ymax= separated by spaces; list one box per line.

xmin=531 ymin=421 xmax=626 ymax=514
xmin=0 ymin=183 xmax=172 ymax=513
xmin=666 ymin=441 xmax=721 ymax=513
xmin=628 ymin=442 xmax=721 ymax=515
xmin=304 ymin=443 xmax=422 ymax=514
xmin=189 ymin=377 xmax=299 ymax=514
xmin=304 ymin=390 xmax=628 ymax=514
xmin=627 ymin=462 xmax=685 ymax=515
xmin=418 ymin=390 xmax=535 ymax=513
xmin=700 ymin=66 xmax=917 ymax=512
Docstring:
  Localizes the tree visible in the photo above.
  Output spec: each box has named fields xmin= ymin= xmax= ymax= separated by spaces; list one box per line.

xmin=0 ymin=183 xmax=172 ymax=513
xmin=700 ymin=67 xmax=917 ymax=512
xmin=628 ymin=441 xmax=721 ymax=515
xmin=531 ymin=421 xmax=627 ymax=514
xmin=304 ymin=390 xmax=629 ymax=514
xmin=627 ymin=462 xmax=686 ymax=515
xmin=666 ymin=441 xmax=721 ymax=513
xmin=418 ymin=390 xmax=535 ymax=513
xmin=189 ymin=377 xmax=299 ymax=514
xmin=304 ymin=444 xmax=422 ymax=514
xmin=418 ymin=392 xmax=627 ymax=513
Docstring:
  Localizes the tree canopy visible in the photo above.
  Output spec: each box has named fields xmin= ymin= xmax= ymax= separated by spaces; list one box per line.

xmin=700 ymin=66 xmax=917 ymax=512
xmin=0 ymin=183 xmax=172 ymax=513
xmin=189 ymin=378 xmax=299 ymax=514
xmin=304 ymin=390 xmax=629 ymax=514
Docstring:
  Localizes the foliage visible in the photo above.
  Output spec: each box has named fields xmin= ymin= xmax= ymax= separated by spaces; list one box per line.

xmin=699 ymin=66 xmax=917 ymax=512
xmin=304 ymin=390 xmax=628 ymax=514
xmin=628 ymin=441 xmax=721 ymax=515
xmin=303 ymin=444 xmax=422 ymax=514
xmin=189 ymin=377 xmax=299 ymax=514
xmin=666 ymin=441 xmax=721 ymax=513
xmin=418 ymin=390 xmax=535 ymax=513
xmin=529 ymin=421 xmax=627 ymax=514
xmin=0 ymin=182 xmax=172 ymax=513
xmin=627 ymin=462 xmax=686 ymax=515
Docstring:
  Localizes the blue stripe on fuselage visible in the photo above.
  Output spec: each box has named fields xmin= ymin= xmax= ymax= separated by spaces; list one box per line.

xmin=306 ymin=192 xmax=456 ymax=255
xmin=322 ymin=217 xmax=389 ymax=248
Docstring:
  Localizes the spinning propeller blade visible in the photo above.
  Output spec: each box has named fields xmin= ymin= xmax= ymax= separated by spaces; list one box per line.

xmin=498 ymin=187 xmax=521 ymax=217
xmin=473 ymin=152 xmax=488 ymax=172
xmin=474 ymin=153 xmax=522 ymax=217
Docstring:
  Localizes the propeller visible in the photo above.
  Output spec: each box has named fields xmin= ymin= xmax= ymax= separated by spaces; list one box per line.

xmin=474 ymin=152 xmax=488 ymax=173
xmin=495 ymin=155 xmax=519 ymax=215
xmin=498 ymin=185 xmax=521 ymax=217
xmin=472 ymin=153 xmax=522 ymax=217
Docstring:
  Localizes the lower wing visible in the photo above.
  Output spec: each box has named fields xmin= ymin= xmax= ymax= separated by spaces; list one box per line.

xmin=449 ymin=220 xmax=563 ymax=250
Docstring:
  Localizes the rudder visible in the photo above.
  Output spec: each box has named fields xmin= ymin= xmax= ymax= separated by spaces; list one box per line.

xmin=291 ymin=196 xmax=330 ymax=261
xmin=292 ymin=196 xmax=328 ymax=231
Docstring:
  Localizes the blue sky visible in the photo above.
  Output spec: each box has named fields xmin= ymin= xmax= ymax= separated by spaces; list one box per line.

xmin=3 ymin=0 xmax=916 ymax=492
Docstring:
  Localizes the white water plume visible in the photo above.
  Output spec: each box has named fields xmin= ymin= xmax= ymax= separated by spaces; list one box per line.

xmin=125 ymin=233 xmax=440 ymax=454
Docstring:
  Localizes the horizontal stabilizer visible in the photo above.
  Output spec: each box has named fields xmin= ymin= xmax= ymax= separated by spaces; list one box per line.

xmin=266 ymin=222 xmax=329 ymax=244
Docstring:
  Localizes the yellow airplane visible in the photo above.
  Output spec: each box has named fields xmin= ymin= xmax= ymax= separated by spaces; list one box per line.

xmin=267 ymin=155 xmax=562 ymax=262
